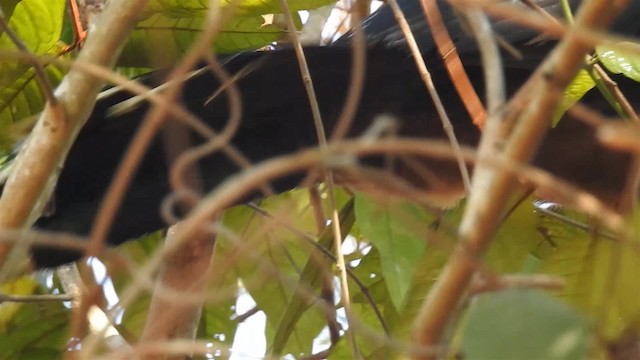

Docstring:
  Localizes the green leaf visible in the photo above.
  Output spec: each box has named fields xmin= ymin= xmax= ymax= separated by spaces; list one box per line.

xmin=270 ymin=198 xmax=355 ymax=356
xmin=332 ymin=245 xmax=398 ymax=358
xmin=379 ymin=196 xmax=543 ymax=346
xmin=597 ymin=43 xmax=640 ymax=83
xmin=552 ymin=69 xmax=595 ymax=126
xmin=354 ymin=194 xmax=430 ymax=311
xmin=483 ymin=197 xmax=543 ymax=273
xmin=215 ymin=188 xmax=351 ymax=356
xmin=0 ymin=277 xmax=69 ymax=360
xmin=129 ymin=0 xmax=338 ymax=67
xmin=145 ymin=0 xmax=336 ymax=17
xmin=535 ymin=206 xmax=640 ymax=341
xmin=463 ymin=290 xmax=590 ymax=360
xmin=0 ymin=276 xmax=39 ymax=332
xmin=0 ymin=0 xmax=67 ymax=152
xmin=214 ymin=15 xmax=284 ymax=53
xmin=118 ymin=12 xmax=284 ymax=67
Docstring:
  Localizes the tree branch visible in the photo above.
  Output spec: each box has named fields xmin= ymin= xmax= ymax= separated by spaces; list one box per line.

xmin=0 ymin=0 xmax=149 ymax=278
xmin=410 ymin=1 xmax=629 ymax=359
xmin=139 ymin=226 xmax=215 ymax=360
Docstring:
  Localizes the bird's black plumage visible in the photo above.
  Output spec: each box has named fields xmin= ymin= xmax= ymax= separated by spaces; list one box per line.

xmin=30 ymin=0 xmax=640 ymax=267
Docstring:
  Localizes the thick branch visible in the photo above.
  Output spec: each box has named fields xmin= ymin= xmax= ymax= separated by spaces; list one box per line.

xmin=0 ymin=0 xmax=149 ymax=275
xmin=139 ymin=227 xmax=215 ymax=360
xmin=410 ymin=0 xmax=629 ymax=359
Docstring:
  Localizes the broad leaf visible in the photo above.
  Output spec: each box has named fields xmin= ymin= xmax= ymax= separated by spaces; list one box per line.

xmin=0 ymin=0 xmax=66 ymax=153
xmin=119 ymin=12 xmax=285 ymax=67
xmin=386 ymin=196 xmax=543 ymax=345
xmin=463 ymin=290 xmax=590 ymax=360
xmin=0 ymin=0 xmax=21 ymax=20
xmin=215 ymin=188 xmax=351 ymax=356
xmin=536 ymin=206 xmax=640 ymax=341
xmin=354 ymin=194 xmax=430 ymax=311
xmin=146 ymin=0 xmax=337 ymax=17
xmin=552 ymin=69 xmax=595 ymax=126
xmin=270 ymin=198 xmax=355 ymax=356
xmin=0 ymin=276 xmax=69 ymax=360
xmin=597 ymin=43 xmax=640 ymax=83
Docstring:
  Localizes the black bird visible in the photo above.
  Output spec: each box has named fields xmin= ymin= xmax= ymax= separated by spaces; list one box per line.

xmin=30 ymin=0 xmax=640 ymax=267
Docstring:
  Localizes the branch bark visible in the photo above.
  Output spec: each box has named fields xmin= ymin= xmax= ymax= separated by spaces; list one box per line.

xmin=139 ymin=226 xmax=215 ymax=360
xmin=410 ymin=0 xmax=630 ymax=359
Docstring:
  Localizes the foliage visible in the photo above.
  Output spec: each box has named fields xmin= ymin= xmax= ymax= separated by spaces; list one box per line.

xmin=0 ymin=0 xmax=331 ymax=156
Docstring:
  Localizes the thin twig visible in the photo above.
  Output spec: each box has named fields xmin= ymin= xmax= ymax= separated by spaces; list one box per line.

xmin=387 ymin=0 xmax=472 ymax=193
xmin=0 ymin=292 xmax=75 ymax=303
xmin=247 ymin=201 xmax=390 ymax=334
xmin=103 ymin=133 xmax=635 ymax=355
xmin=277 ymin=0 xmax=361 ymax=356
xmin=420 ymin=0 xmax=488 ymax=128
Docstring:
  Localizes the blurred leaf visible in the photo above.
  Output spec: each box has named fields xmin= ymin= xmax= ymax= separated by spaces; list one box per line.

xmin=384 ymin=196 xmax=543 ymax=346
xmin=333 ymin=245 xmax=398 ymax=358
xmin=463 ymin=290 xmax=590 ymax=360
xmin=349 ymin=245 xmax=387 ymax=305
xmin=0 ymin=277 xmax=69 ymax=360
xmin=125 ymin=0 xmax=339 ymax=68
xmin=0 ymin=0 xmax=67 ymax=153
xmin=215 ymin=188 xmax=351 ymax=356
xmin=193 ymin=14 xmax=284 ymax=53
xmin=145 ymin=0 xmax=337 ymax=17
xmin=118 ymin=12 xmax=284 ymax=68
xmin=483 ymin=197 xmax=543 ymax=273
xmin=597 ymin=43 xmax=640 ymax=83
xmin=535 ymin=206 xmax=640 ymax=341
xmin=271 ymin=198 xmax=355 ymax=356
xmin=354 ymin=194 xmax=431 ymax=311
xmin=329 ymin=302 xmax=394 ymax=359
xmin=0 ymin=276 xmax=39 ymax=332
xmin=552 ymin=69 xmax=595 ymax=126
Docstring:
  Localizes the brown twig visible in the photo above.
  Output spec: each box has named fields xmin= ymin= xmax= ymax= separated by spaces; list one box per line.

xmin=386 ymin=0 xmax=472 ymax=193
xmin=157 ymin=137 xmax=628 ymax=258
xmin=420 ymin=0 xmax=488 ymax=128
xmin=103 ymin=133 xmax=635 ymax=355
xmin=167 ymin=51 xmax=246 ymax=211
xmin=277 ymin=0 xmax=361 ymax=356
xmin=329 ymin=1 xmax=367 ymax=140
